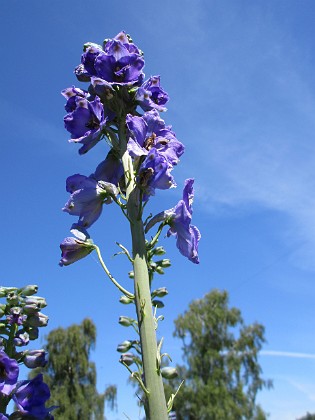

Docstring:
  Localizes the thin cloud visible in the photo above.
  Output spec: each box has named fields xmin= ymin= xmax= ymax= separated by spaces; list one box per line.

xmin=261 ymin=350 xmax=315 ymax=360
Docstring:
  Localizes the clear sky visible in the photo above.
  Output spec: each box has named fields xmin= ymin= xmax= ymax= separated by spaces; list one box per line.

xmin=2 ymin=1 xmax=315 ymax=419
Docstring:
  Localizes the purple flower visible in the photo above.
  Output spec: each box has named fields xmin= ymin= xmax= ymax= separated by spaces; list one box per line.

xmin=77 ymin=32 xmax=144 ymax=86
xmin=59 ymin=235 xmax=95 ymax=267
xmin=23 ymin=350 xmax=48 ymax=369
xmin=14 ymin=331 xmax=29 ymax=347
xmin=13 ymin=374 xmax=53 ymax=419
xmin=127 ymin=110 xmax=184 ymax=166
xmin=63 ymin=174 xmax=118 ymax=228
xmin=6 ymin=307 xmax=26 ymax=326
xmin=138 ymin=148 xmax=176 ymax=200
xmin=136 ymin=76 xmax=169 ymax=112
xmin=63 ymin=91 xmax=107 ymax=155
xmin=146 ymin=179 xmax=201 ymax=264
xmin=92 ymin=150 xmax=124 ymax=186
xmin=0 ymin=350 xmax=19 ymax=396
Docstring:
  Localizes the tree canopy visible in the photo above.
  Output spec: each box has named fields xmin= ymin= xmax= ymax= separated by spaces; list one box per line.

xmin=170 ymin=289 xmax=272 ymax=419
xmin=31 ymin=318 xmax=116 ymax=419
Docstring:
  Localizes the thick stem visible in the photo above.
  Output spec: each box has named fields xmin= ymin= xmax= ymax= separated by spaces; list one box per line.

xmin=120 ymin=122 xmax=168 ymax=419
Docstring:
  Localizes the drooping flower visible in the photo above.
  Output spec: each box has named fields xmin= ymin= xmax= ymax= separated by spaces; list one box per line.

xmin=136 ymin=76 xmax=169 ymax=112
xmin=23 ymin=350 xmax=48 ymax=369
xmin=63 ymin=91 xmax=107 ymax=155
xmin=92 ymin=150 xmax=124 ymax=186
xmin=13 ymin=374 xmax=53 ymax=419
xmin=127 ymin=110 xmax=184 ymax=166
xmin=63 ymin=174 xmax=118 ymax=228
xmin=76 ymin=31 xmax=144 ymax=86
xmin=138 ymin=148 xmax=176 ymax=200
xmin=146 ymin=179 xmax=201 ymax=264
xmin=0 ymin=350 xmax=19 ymax=396
xmin=59 ymin=237 xmax=94 ymax=267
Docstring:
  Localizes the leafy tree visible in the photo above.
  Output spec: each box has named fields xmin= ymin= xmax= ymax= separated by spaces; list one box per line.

xmin=170 ymin=289 xmax=272 ymax=420
xmin=298 ymin=414 xmax=315 ymax=420
xmin=31 ymin=318 xmax=116 ymax=419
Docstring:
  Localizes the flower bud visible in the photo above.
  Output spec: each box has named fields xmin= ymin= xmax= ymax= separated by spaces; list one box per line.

xmin=119 ymin=353 xmax=135 ymax=366
xmin=6 ymin=292 xmax=19 ymax=305
xmin=26 ymin=312 xmax=48 ymax=327
xmin=27 ymin=327 xmax=39 ymax=340
xmin=23 ymin=349 xmax=48 ymax=369
xmin=0 ymin=287 xmax=18 ymax=298
xmin=14 ymin=331 xmax=29 ymax=347
xmin=128 ymin=271 xmax=134 ymax=279
xmin=155 ymin=266 xmax=164 ymax=275
xmin=157 ymin=259 xmax=171 ymax=268
xmin=153 ymin=246 xmax=166 ymax=256
xmin=24 ymin=297 xmax=47 ymax=309
xmin=118 ymin=316 xmax=135 ymax=327
xmin=18 ymin=285 xmax=38 ymax=297
xmin=0 ymin=304 xmax=6 ymax=317
xmin=119 ymin=295 xmax=133 ymax=305
xmin=152 ymin=287 xmax=168 ymax=298
xmin=152 ymin=300 xmax=164 ymax=309
xmin=117 ymin=340 xmax=132 ymax=353
xmin=161 ymin=367 xmax=178 ymax=380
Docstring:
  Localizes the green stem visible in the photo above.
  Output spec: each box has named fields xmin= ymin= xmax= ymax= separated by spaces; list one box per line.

xmin=120 ymin=120 xmax=168 ymax=420
xmin=94 ymin=246 xmax=134 ymax=299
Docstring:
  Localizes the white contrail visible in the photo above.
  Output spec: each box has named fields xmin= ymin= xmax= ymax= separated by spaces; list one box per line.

xmin=260 ymin=350 xmax=315 ymax=359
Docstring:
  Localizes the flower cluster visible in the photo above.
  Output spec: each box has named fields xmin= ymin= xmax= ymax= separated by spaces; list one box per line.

xmin=0 ymin=286 xmax=53 ymax=419
xmin=60 ymin=31 xmax=200 ymax=265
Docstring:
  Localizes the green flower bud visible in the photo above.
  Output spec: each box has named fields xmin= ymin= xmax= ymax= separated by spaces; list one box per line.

xmin=161 ymin=367 xmax=178 ymax=380
xmin=119 ymin=353 xmax=135 ymax=366
xmin=0 ymin=304 xmax=6 ymax=317
xmin=128 ymin=271 xmax=134 ymax=279
xmin=118 ymin=316 xmax=135 ymax=327
xmin=117 ymin=340 xmax=133 ymax=353
xmin=152 ymin=287 xmax=168 ymax=298
xmin=157 ymin=259 xmax=171 ymax=268
xmin=6 ymin=292 xmax=19 ymax=305
xmin=18 ymin=285 xmax=38 ymax=297
xmin=155 ymin=266 xmax=165 ymax=275
xmin=23 ymin=297 xmax=47 ymax=309
xmin=152 ymin=300 xmax=164 ymax=309
xmin=0 ymin=287 xmax=18 ymax=298
xmin=119 ymin=295 xmax=133 ymax=305
xmin=153 ymin=246 xmax=166 ymax=256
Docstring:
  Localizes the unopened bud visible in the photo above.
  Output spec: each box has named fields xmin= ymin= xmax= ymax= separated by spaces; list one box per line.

xmin=6 ymin=292 xmax=19 ymax=304
xmin=24 ymin=297 xmax=47 ymax=309
xmin=119 ymin=352 xmax=135 ymax=366
xmin=153 ymin=246 xmax=166 ymax=256
xmin=28 ymin=327 xmax=39 ymax=340
xmin=152 ymin=287 xmax=168 ymax=298
xmin=0 ymin=287 xmax=18 ymax=298
xmin=128 ymin=271 xmax=134 ymax=279
xmin=18 ymin=285 xmax=38 ymax=297
xmin=117 ymin=340 xmax=132 ymax=353
xmin=119 ymin=295 xmax=133 ymax=305
xmin=26 ymin=312 xmax=48 ymax=327
xmin=0 ymin=304 xmax=6 ymax=317
xmin=155 ymin=266 xmax=164 ymax=275
xmin=23 ymin=349 xmax=48 ymax=368
xmin=161 ymin=367 xmax=178 ymax=380
xmin=118 ymin=316 xmax=135 ymax=327
xmin=157 ymin=259 xmax=171 ymax=268
xmin=152 ymin=300 xmax=164 ymax=309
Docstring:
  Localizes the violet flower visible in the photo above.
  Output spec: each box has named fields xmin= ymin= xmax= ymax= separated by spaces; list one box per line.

xmin=0 ymin=350 xmax=19 ymax=396
xmin=146 ymin=179 xmax=201 ymax=264
xmin=23 ymin=350 xmax=48 ymax=369
xmin=127 ymin=110 xmax=184 ymax=167
xmin=13 ymin=374 xmax=53 ymax=419
xmin=138 ymin=148 xmax=176 ymax=200
xmin=136 ymin=76 xmax=169 ymax=112
xmin=76 ymin=31 xmax=144 ymax=86
xmin=63 ymin=174 xmax=118 ymax=228
xmin=59 ymin=227 xmax=95 ymax=267
xmin=63 ymin=92 xmax=107 ymax=155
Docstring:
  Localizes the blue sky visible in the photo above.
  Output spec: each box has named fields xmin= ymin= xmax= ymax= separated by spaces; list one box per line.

xmin=2 ymin=1 xmax=315 ymax=418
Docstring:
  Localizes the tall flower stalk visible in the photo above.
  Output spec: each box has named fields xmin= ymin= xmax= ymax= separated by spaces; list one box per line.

xmin=59 ymin=31 xmax=201 ymax=419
